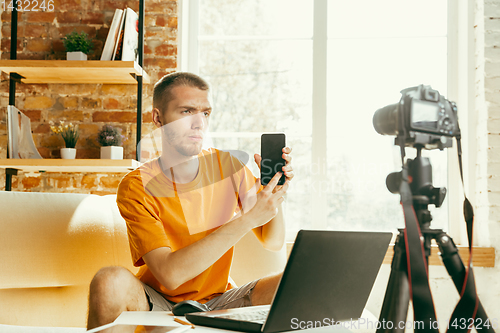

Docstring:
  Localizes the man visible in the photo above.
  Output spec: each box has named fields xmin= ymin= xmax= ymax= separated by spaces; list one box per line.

xmin=87 ymin=72 xmax=293 ymax=329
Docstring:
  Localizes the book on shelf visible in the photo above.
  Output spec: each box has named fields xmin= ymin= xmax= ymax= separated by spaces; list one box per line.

xmin=101 ymin=8 xmax=124 ymax=61
xmin=121 ymin=7 xmax=139 ymax=62
xmin=111 ymin=8 xmax=127 ymax=60
xmin=7 ymin=105 xmax=43 ymax=159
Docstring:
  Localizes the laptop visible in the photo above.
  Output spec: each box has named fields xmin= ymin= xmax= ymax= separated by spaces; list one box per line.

xmin=186 ymin=230 xmax=392 ymax=333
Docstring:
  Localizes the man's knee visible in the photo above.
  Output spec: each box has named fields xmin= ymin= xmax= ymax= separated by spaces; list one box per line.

xmin=89 ymin=266 xmax=135 ymax=300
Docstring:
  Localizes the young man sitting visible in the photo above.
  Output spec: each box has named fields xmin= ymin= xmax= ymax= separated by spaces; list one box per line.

xmin=86 ymin=72 xmax=294 ymax=330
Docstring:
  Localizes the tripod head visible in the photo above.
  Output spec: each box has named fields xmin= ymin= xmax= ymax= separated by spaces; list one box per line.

xmin=386 ymin=145 xmax=447 ymax=230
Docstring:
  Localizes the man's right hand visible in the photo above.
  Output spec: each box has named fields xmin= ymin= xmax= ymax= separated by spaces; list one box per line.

xmin=243 ymin=171 xmax=289 ymax=230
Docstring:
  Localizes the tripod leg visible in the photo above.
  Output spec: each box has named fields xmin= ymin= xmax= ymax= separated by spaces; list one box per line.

xmin=377 ymin=232 xmax=410 ymax=333
xmin=436 ymin=233 xmax=496 ymax=333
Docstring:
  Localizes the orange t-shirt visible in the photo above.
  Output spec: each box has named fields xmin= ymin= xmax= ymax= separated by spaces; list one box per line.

xmin=117 ymin=148 xmax=258 ymax=303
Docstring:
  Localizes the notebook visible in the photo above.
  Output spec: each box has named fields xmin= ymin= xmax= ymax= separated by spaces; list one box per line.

xmin=186 ymin=230 xmax=392 ymax=332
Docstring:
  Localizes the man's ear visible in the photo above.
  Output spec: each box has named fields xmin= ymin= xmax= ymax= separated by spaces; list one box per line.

xmin=152 ymin=108 xmax=163 ymax=128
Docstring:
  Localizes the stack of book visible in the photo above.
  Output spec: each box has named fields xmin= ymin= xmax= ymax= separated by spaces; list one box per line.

xmin=101 ymin=8 xmax=139 ymax=61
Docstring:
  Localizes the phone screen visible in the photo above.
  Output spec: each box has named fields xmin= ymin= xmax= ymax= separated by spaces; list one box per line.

xmin=260 ymin=133 xmax=286 ymax=186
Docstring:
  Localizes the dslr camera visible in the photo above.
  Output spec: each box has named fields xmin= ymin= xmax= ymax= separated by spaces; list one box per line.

xmin=373 ymin=85 xmax=460 ymax=150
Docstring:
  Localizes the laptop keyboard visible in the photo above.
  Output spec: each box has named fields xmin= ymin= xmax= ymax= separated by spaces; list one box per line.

xmin=217 ymin=309 xmax=269 ymax=324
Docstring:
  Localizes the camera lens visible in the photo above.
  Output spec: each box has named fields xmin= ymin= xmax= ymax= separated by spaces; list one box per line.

xmin=373 ymin=103 xmax=399 ymax=136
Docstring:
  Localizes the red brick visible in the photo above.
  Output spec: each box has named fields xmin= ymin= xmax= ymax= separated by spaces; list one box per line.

xmin=88 ymin=40 xmax=102 ymax=59
xmin=76 ymin=148 xmax=99 ymax=159
xmin=0 ymin=24 xmax=25 ymax=37
xmin=93 ymin=111 xmax=137 ymax=123
xmin=1 ymin=38 xmax=23 ymax=52
xmin=24 ymin=24 xmax=48 ymax=38
xmin=1 ymin=11 xmax=24 ymax=22
xmin=26 ymin=39 xmax=52 ymax=52
xmin=103 ymin=97 xmax=126 ymax=110
xmin=144 ymin=44 xmax=153 ymax=54
xmin=81 ymin=97 xmax=102 ymax=109
xmin=143 ymin=111 xmax=154 ymax=123
xmin=10 ymin=175 xmax=19 ymax=189
xmin=144 ymin=57 xmax=177 ymax=69
xmin=37 ymin=146 xmax=51 ymax=159
xmin=156 ymin=16 xmax=166 ymax=27
xmin=24 ymin=96 xmax=55 ymax=109
xmin=18 ymin=53 xmax=46 ymax=60
xmin=82 ymin=12 xmax=104 ymax=24
xmin=41 ymin=134 xmax=64 ymax=148
xmin=56 ymin=12 xmax=81 ymax=24
xmin=167 ymin=17 xmax=177 ymax=29
xmin=1 ymin=12 xmax=10 ymax=22
xmin=17 ymin=84 xmax=50 ymax=94
xmin=81 ymin=174 xmax=97 ymax=189
xmin=96 ymin=26 xmax=108 ymax=40
xmin=145 ymin=29 xmax=170 ymax=39
xmin=52 ymin=40 xmax=65 ymax=52
xmin=145 ymin=15 xmax=155 ymax=27
xmin=155 ymin=44 xmax=176 ymax=57
xmin=101 ymin=84 xmax=136 ymax=96
xmin=147 ymin=1 xmax=175 ymax=14
xmin=59 ymin=96 xmax=78 ymax=109
xmin=22 ymin=176 xmax=41 ymax=189
xmin=23 ymin=110 xmax=42 ymax=122
xmin=48 ymin=110 xmax=85 ymax=122
xmin=102 ymin=0 xmax=137 ymax=11
xmin=99 ymin=174 xmax=122 ymax=189
xmin=33 ymin=123 xmax=50 ymax=134
xmin=53 ymin=0 xmax=82 ymax=11
xmin=26 ymin=12 xmax=56 ymax=23
xmin=56 ymin=84 xmax=97 ymax=96
xmin=78 ymin=124 xmax=100 ymax=137
xmin=48 ymin=174 xmax=74 ymax=189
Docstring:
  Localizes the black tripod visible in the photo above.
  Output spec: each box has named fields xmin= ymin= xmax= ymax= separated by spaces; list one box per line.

xmin=377 ymin=147 xmax=494 ymax=333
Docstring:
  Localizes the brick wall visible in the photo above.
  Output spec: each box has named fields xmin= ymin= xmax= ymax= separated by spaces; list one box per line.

xmin=0 ymin=0 xmax=178 ymax=193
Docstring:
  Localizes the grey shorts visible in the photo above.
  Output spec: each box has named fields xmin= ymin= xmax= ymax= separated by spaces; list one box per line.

xmin=141 ymin=279 xmax=260 ymax=312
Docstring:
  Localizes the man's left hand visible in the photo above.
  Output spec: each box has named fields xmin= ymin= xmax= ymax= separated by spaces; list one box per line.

xmin=254 ymin=146 xmax=294 ymax=193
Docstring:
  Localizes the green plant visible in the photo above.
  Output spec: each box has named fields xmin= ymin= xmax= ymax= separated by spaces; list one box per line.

xmin=50 ymin=121 xmax=79 ymax=148
xmin=62 ymin=30 xmax=93 ymax=54
xmin=97 ymin=125 xmax=123 ymax=146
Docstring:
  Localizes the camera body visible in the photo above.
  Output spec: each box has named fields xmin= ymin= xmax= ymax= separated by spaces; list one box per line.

xmin=373 ymin=85 xmax=460 ymax=150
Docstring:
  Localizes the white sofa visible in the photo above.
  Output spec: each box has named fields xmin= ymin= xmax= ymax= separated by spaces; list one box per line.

xmin=0 ymin=191 xmax=287 ymax=332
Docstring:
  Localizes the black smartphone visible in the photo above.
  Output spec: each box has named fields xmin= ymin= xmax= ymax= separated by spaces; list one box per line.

xmin=260 ymin=133 xmax=286 ymax=186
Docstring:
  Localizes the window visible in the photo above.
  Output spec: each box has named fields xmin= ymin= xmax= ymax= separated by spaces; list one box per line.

xmin=182 ymin=0 xmax=458 ymax=241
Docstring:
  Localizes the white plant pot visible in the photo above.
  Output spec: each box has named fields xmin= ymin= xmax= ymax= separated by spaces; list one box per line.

xmin=101 ymin=146 xmax=123 ymax=160
xmin=67 ymin=51 xmax=87 ymax=61
xmin=61 ymin=148 xmax=77 ymax=159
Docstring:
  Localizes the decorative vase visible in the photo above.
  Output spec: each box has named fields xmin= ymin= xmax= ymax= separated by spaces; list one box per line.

xmin=101 ymin=146 xmax=123 ymax=160
xmin=61 ymin=148 xmax=77 ymax=159
xmin=67 ymin=51 xmax=87 ymax=61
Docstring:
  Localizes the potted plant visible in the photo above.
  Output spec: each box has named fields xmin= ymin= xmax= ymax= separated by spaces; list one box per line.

xmin=98 ymin=125 xmax=124 ymax=159
xmin=62 ymin=30 xmax=93 ymax=61
xmin=50 ymin=121 xmax=79 ymax=159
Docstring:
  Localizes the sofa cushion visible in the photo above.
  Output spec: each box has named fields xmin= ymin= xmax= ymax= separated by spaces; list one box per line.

xmin=0 ymin=192 xmax=137 ymax=327
xmin=0 ymin=192 xmax=136 ymax=289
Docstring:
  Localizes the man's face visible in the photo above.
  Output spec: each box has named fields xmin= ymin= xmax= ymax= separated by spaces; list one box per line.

xmin=155 ymin=85 xmax=212 ymax=157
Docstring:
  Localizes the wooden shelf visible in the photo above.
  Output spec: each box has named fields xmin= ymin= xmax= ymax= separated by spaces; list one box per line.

xmin=0 ymin=60 xmax=150 ymax=84
xmin=0 ymin=159 xmax=141 ymax=173
xmin=286 ymin=242 xmax=496 ymax=268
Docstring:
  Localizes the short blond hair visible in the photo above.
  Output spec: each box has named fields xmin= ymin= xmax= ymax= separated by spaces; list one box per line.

xmin=153 ymin=72 xmax=209 ymax=114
